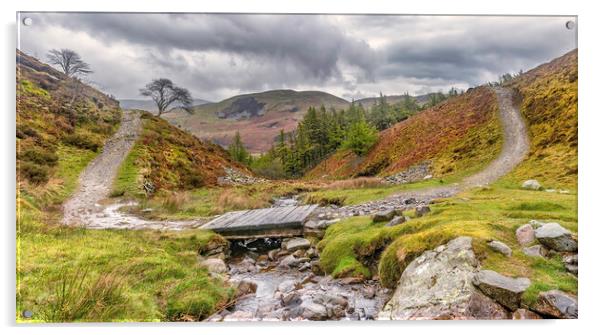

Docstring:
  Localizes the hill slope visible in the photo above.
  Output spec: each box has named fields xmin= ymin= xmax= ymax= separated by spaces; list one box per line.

xmin=307 ymin=86 xmax=503 ymax=180
xmin=163 ymin=89 xmax=350 ymax=153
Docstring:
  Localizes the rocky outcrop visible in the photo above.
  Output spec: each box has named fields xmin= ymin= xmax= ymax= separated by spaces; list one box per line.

xmin=532 ymin=290 xmax=578 ymax=319
xmin=383 ymin=161 xmax=432 ymax=185
xmin=487 ymin=240 xmax=512 ymax=257
xmin=378 ymin=237 xmax=509 ymax=320
xmin=472 ymin=270 xmax=530 ymax=311
xmin=522 ymin=179 xmax=543 ymax=190
xmin=200 ymin=258 xmax=228 ymax=274
xmin=534 ymin=223 xmax=578 ymax=252
xmin=217 ymin=167 xmax=266 ymax=185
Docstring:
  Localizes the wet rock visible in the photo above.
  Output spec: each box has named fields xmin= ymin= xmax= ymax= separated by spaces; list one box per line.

xmin=488 ymin=240 xmax=512 ymax=257
xmin=339 ymin=277 xmax=363 ymax=285
xmin=379 ymin=237 xmax=509 ymax=320
xmin=298 ymin=262 xmax=311 ymax=272
xmin=512 ymin=308 xmax=542 ymax=319
xmin=311 ymin=260 xmax=324 ymax=275
xmin=267 ymin=249 xmax=280 ymax=261
xmin=200 ymin=258 xmax=227 ymax=274
xmin=386 ymin=216 xmax=406 ymax=227
xmin=372 ymin=209 xmax=396 ymax=223
xmin=516 ymin=224 xmax=536 ymax=246
xmin=238 ymin=257 xmax=257 ymax=273
xmin=299 ymin=301 xmax=328 ymax=320
xmin=522 ymin=179 xmax=543 ymax=190
xmin=301 ymin=273 xmax=316 ymax=285
xmin=283 ymin=237 xmax=311 ymax=251
xmin=563 ymin=254 xmax=578 ymax=275
xmin=472 ymin=270 xmax=531 ymax=311
xmin=281 ymin=292 xmax=302 ymax=307
xmin=278 ymin=255 xmax=302 ymax=268
xmin=522 ymin=245 xmax=548 ymax=258
xmin=415 ymin=205 xmax=431 ymax=217
xmin=222 ymin=310 xmax=254 ymax=321
xmin=277 ymin=279 xmax=298 ymax=294
xmin=534 ymin=223 xmax=577 ymax=252
xmin=362 ymin=286 xmax=376 ymax=299
xmin=234 ymin=279 xmax=257 ymax=298
xmin=532 ymin=290 xmax=578 ymax=319
xmin=313 ymin=293 xmax=348 ymax=308
xmin=306 ymin=247 xmax=317 ymax=259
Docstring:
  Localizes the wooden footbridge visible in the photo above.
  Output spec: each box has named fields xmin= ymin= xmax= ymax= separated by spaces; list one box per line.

xmin=200 ymin=205 xmax=319 ymax=239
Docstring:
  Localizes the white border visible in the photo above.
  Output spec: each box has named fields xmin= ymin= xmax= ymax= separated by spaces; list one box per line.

xmin=2 ymin=1 xmax=601 ymax=335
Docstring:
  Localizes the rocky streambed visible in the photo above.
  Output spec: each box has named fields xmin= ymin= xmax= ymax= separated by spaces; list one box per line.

xmin=203 ymin=237 xmax=391 ymax=322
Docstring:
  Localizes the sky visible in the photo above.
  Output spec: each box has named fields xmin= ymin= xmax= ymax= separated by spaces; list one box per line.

xmin=18 ymin=13 xmax=577 ymax=101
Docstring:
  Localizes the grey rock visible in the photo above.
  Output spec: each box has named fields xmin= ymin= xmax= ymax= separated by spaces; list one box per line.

xmin=522 ymin=245 xmax=548 ymax=258
xmin=276 ymin=279 xmax=298 ymax=294
xmin=234 ymin=279 xmax=257 ymax=298
xmin=415 ymin=205 xmax=431 ymax=217
xmin=516 ymin=224 xmax=536 ymax=246
xmin=283 ymin=237 xmax=311 ymax=251
xmin=379 ymin=236 xmax=509 ymax=320
xmin=563 ymin=254 xmax=578 ymax=275
xmin=534 ymin=223 xmax=577 ymax=252
xmin=372 ymin=209 xmax=397 ymax=223
xmin=300 ymin=301 xmax=328 ymax=320
xmin=278 ymin=255 xmax=302 ymax=268
xmin=522 ymin=179 xmax=543 ymax=190
xmin=473 ymin=270 xmax=531 ymax=311
xmin=222 ymin=310 xmax=255 ymax=321
xmin=281 ymin=292 xmax=302 ymax=307
xmin=200 ymin=258 xmax=227 ymax=274
xmin=386 ymin=215 xmax=406 ymax=227
xmin=313 ymin=293 xmax=348 ymax=308
xmin=488 ymin=240 xmax=512 ymax=257
xmin=532 ymin=290 xmax=578 ymax=319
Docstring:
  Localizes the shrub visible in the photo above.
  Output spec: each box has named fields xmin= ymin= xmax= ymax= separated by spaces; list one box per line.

xmin=21 ymin=147 xmax=59 ymax=166
xmin=63 ymin=132 xmax=102 ymax=151
xmin=20 ymin=161 xmax=49 ymax=184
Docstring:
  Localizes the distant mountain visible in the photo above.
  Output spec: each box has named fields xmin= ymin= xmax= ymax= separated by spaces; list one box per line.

xmin=355 ymin=93 xmax=441 ymax=107
xmin=119 ymin=98 xmax=211 ymax=112
xmin=163 ymin=89 xmax=350 ymax=153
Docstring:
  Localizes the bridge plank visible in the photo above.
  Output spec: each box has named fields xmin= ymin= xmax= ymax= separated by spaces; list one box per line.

xmin=201 ymin=205 xmax=318 ymax=238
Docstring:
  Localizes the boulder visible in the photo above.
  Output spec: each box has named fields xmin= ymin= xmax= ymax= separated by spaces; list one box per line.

xmin=386 ymin=216 xmax=406 ymax=227
xmin=283 ymin=237 xmax=311 ymax=251
xmin=372 ymin=209 xmax=397 ymax=223
xmin=415 ymin=205 xmax=431 ymax=217
xmin=512 ymin=309 xmax=542 ymax=319
xmin=200 ymin=258 xmax=227 ymax=274
xmin=534 ymin=223 xmax=577 ymax=252
xmin=472 ymin=270 xmax=531 ymax=311
xmin=281 ymin=292 xmax=302 ymax=307
xmin=313 ymin=293 xmax=348 ymax=308
xmin=300 ymin=300 xmax=328 ymax=320
xmin=487 ymin=240 xmax=512 ymax=257
xmin=378 ymin=237 xmax=510 ymax=320
xmin=522 ymin=179 xmax=543 ymax=190
xmin=563 ymin=254 xmax=578 ymax=275
xmin=532 ymin=290 xmax=578 ymax=319
xmin=276 ymin=279 xmax=298 ymax=294
xmin=515 ymin=224 xmax=536 ymax=246
xmin=522 ymin=245 xmax=548 ymax=258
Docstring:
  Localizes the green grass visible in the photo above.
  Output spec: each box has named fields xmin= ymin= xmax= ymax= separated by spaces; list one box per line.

xmin=111 ymin=146 xmax=145 ymax=198
xmin=17 ymin=201 xmax=233 ymax=322
xmin=317 ymin=184 xmax=577 ymax=307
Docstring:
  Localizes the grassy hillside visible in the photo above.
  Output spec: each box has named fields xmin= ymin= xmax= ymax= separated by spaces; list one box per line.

xmin=307 ymin=86 xmax=503 ymax=180
xmin=315 ymin=50 xmax=578 ymax=305
xmin=112 ymin=112 xmax=251 ymax=198
xmin=501 ymin=49 xmax=578 ymax=189
xmin=163 ymin=89 xmax=350 ymax=153
xmin=16 ymin=51 xmax=233 ymax=322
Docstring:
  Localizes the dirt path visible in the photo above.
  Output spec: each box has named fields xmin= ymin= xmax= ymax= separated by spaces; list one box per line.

xmin=339 ymin=87 xmax=529 ymax=215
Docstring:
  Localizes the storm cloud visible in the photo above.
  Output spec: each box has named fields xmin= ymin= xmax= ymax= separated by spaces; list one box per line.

xmin=18 ymin=13 xmax=576 ymax=101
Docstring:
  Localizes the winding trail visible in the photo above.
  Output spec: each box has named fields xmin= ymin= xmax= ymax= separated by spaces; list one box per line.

xmin=63 ymin=87 xmax=528 ymax=230
xmin=339 ymin=87 xmax=529 ymax=215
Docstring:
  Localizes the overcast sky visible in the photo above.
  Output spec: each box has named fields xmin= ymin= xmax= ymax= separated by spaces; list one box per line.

xmin=18 ymin=13 xmax=576 ymax=101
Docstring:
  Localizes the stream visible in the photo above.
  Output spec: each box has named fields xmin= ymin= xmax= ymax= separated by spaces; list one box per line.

xmin=206 ymin=237 xmax=391 ymax=321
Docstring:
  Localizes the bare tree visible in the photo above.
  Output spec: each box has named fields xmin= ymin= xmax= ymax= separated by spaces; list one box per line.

xmin=47 ymin=49 xmax=93 ymax=77
xmin=140 ymin=78 xmax=193 ymax=116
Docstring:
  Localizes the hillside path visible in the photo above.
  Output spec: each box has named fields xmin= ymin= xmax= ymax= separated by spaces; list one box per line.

xmin=337 ymin=87 xmax=530 ymax=215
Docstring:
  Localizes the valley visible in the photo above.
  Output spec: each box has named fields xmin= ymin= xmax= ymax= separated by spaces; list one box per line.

xmin=16 ymin=48 xmax=578 ymax=322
